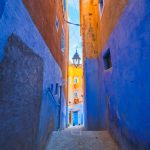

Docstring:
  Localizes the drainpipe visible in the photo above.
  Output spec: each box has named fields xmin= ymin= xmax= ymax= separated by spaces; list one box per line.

xmin=58 ymin=85 xmax=62 ymax=130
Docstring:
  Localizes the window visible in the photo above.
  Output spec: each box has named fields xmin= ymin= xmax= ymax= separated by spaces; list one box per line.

xmin=55 ymin=83 xmax=59 ymax=95
xmin=99 ymin=0 xmax=104 ymax=16
xmin=50 ymin=84 xmax=53 ymax=92
xmin=74 ymin=77 xmax=78 ymax=84
xmin=61 ymin=27 xmax=65 ymax=53
xmin=55 ymin=16 xmax=59 ymax=32
xmin=103 ymin=48 xmax=112 ymax=70
xmin=74 ymin=92 xmax=78 ymax=98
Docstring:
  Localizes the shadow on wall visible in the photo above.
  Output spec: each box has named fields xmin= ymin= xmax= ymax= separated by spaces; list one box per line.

xmin=0 ymin=34 xmax=44 ymax=150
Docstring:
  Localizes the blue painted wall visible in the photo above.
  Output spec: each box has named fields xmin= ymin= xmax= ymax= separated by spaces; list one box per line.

xmin=0 ymin=0 xmax=66 ymax=149
xmin=0 ymin=0 xmax=5 ymax=18
xmin=84 ymin=58 xmax=106 ymax=130
xmin=84 ymin=0 xmax=150 ymax=149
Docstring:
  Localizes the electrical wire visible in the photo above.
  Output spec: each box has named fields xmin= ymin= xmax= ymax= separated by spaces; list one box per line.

xmin=64 ymin=19 xmax=80 ymax=26
xmin=63 ymin=0 xmax=80 ymax=27
xmin=61 ymin=0 xmax=82 ymax=59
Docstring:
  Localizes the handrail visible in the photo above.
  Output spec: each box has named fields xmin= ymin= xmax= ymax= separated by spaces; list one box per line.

xmin=47 ymin=88 xmax=60 ymax=107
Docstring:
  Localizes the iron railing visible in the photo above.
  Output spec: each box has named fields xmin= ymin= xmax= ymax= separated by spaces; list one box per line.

xmin=47 ymin=87 xmax=60 ymax=107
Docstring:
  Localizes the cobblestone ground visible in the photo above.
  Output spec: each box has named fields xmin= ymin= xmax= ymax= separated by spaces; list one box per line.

xmin=45 ymin=126 xmax=121 ymax=150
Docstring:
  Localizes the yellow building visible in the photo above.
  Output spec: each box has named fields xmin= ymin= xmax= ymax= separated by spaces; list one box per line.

xmin=68 ymin=64 xmax=83 ymax=106
xmin=68 ymin=63 xmax=84 ymax=126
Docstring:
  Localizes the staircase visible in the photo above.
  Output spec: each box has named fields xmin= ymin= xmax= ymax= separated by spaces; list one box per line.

xmin=45 ymin=126 xmax=120 ymax=150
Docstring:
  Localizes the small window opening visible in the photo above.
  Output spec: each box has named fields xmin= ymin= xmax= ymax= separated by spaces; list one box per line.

xmin=103 ymin=48 xmax=112 ymax=70
xmin=50 ymin=84 xmax=53 ymax=92
xmin=99 ymin=0 xmax=104 ymax=16
xmin=55 ymin=83 xmax=59 ymax=95
xmin=74 ymin=92 xmax=78 ymax=98
xmin=55 ymin=16 xmax=59 ymax=32
xmin=74 ymin=77 xmax=78 ymax=84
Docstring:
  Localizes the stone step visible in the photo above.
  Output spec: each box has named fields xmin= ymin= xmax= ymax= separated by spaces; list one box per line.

xmin=45 ymin=127 xmax=120 ymax=150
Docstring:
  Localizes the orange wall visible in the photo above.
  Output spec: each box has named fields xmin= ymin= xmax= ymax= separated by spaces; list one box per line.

xmin=80 ymin=0 xmax=128 ymax=59
xmin=80 ymin=0 xmax=99 ymax=58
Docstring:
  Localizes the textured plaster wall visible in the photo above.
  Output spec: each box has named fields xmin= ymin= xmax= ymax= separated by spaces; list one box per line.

xmin=23 ymin=0 xmax=69 ymax=101
xmin=0 ymin=0 xmax=66 ymax=149
xmin=80 ymin=0 xmax=128 ymax=58
xmin=0 ymin=34 xmax=44 ymax=150
xmin=97 ymin=0 xmax=128 ymax=53
xmin=85 ymin=0 xmax=150 ymax=149
xmin=23 ymin=0 xmax=69 ymax=74
xmin=84 ymin=59 xmax=102 ymax=130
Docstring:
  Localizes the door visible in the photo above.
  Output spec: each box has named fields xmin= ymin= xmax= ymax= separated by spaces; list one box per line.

xmin=73 ymin=111 xmax=78 ymax=126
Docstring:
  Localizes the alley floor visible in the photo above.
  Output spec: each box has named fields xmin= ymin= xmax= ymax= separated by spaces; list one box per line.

xmin=45 ymin=126 xmax=120 ymax=150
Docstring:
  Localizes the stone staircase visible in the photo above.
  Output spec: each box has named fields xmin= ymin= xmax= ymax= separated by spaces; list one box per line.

xmin=45 ymin=126 xmax=120 ymax=150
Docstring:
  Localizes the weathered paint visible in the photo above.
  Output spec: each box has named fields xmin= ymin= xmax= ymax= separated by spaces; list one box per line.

xmin=0 ymin=0 xmax=66 ymax=149
xmin=97 ymin=0 xmax=128 ymax=53
xmin=0 ymin=34 xmax=44 ymax=150
xmin=23 ymin=0 xmax=69 ymax=68
xmin=80 ymin=0 xmax=128 ymax=58
xmin=101 ymin=1 xmax=150 ymax=149
xmin=80 ymin=0 xmax=99 ymax=58
xmin=23 ymin=0 xmax=69 ymax=100
xmin=84 ymin=0 xmax=150 ymax=149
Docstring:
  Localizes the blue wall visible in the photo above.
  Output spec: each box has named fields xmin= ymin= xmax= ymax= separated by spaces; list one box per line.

xmin=0 ymin=0 xmax=5 ymax=18
xmin=84 ymin=0 xmax=150 ymax=149
xmin=84 ymin=58 xmax=107 ymax=130
xmin=0 ymin=0 xmax=66 ymax=149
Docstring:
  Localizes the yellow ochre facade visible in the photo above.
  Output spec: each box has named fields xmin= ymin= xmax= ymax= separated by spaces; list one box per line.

xmin=68 ymin=64 xmax=84 ymax=106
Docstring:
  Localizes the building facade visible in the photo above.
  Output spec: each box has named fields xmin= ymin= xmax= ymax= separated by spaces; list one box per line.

xmin=80 ymin=0 xmax=150 ymax=150
xmin=24 ymin=0 xmax=69 ymax=100
xmin=0 ymin=0 xmax=69 ymax=150
xmin=68 ymin=64 xmax=84 ymax=126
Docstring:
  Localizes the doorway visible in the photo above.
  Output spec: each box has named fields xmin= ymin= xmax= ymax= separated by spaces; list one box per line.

xmin=73 ymin=111 xmax=78 ymax=126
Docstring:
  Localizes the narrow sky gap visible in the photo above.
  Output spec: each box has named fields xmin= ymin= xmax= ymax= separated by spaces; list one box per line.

xmin=68 ymin=0 xmax=82 ymax=63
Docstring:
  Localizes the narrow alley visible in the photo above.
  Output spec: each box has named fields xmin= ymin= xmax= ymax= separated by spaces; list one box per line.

xmin=0 ymin=0 xmax=150 ymax=150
